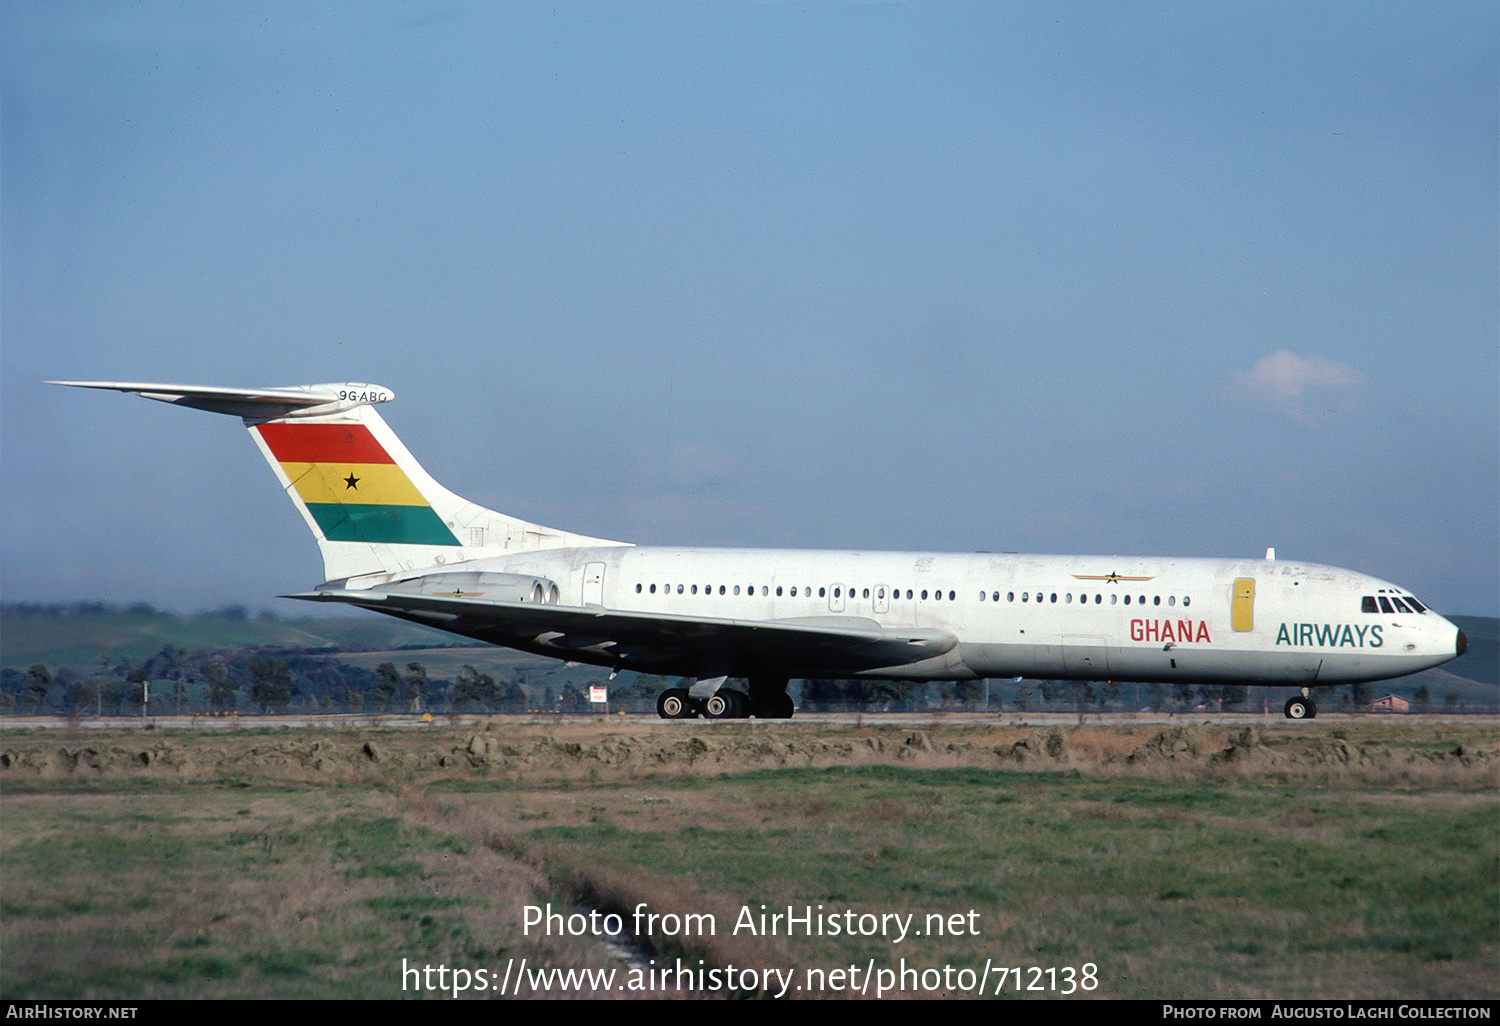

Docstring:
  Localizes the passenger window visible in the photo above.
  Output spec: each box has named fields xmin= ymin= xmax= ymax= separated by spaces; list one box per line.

xmin=1138 ymin=596 xmax=1145 ymax=606
xmin=676 ymin=584 xmax=684 ymax=594
xmin=1007 ymin=592 xmax=1014 ymax=602
xmin=691 ymin=585 xmax=697 ymax=595
xmin=636 ymin=583 xmax=642 ymax=593
xmin=819 ymin=587 xmax=826 ymax=598
xmin=1168 ymin=596 xmax=1175 ymax=607
xmin=949 ymin=591 xmax=956 ymax=601
xmin=934 ymin=591 xmax=942 ymax=601
xmin=1153 ymin=596 xmax=1161 ymax=606
xmin=992 ymin=591 xmax=999 ymax=602
xmin=863 ymin=588 xmax=870 ymax=599
xmin=1183 ymin=596 xmax=1190 ymax=607
xmin=1111 ymin=595 xmax=1118 ymax=605
xmin=790 ymin=586 xmax=797 ymax=597
xmin=1124 ymin=595 xmax=1131 ymax=605
xmin=775 ymin=586 xmax=783 ymax=597
xmin=1021 ymin=592 xmax=1027 ymax=603
xmin=650 ymin=584 xmax=656 ymax=594
xmin=1378 ymin=597 xmax=1394 ymax=613
xmin=906 ymin=589 xmax=913 ymax=599
xmin=1049 ymin=593 xmax=1056 ymax=603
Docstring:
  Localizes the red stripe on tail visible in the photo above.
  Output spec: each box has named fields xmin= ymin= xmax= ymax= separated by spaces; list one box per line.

xmin=255 ymin=423 xmax=394 ymax=464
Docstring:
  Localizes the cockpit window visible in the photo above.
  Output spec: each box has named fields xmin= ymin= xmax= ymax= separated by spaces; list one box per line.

xmin=1405 ymin=597 xmax=1426 ymax=613
xmin=1390 ymin=597 xmax=1413 ymax=613
xmin=1361 ymin=596 xmax=1378 ymax=613
xmin=1377 ymin=597 xmax=1394 ymax=614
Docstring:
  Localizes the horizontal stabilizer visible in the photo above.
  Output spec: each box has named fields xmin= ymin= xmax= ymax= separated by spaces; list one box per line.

xmin=48 ymin=381 xmax=392 ymax=421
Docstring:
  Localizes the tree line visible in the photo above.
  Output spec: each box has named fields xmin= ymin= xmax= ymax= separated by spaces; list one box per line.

xmin=1 ymin=648 xmax=1474 ymax=716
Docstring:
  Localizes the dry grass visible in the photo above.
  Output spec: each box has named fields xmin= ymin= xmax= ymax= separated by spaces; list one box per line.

xmin=2 ymin=716 xmax=1495 ymax=790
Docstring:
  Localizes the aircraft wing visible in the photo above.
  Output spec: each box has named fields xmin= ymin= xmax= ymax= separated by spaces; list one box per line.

xmin=287 ymin=588 xmax=958 ymax=674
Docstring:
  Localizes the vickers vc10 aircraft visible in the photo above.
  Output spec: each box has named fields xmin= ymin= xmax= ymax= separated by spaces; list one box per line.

xmin=54 ymin=380 xmax=1467 ymax=720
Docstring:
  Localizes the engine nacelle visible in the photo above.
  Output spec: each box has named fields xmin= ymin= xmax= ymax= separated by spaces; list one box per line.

xmin=384 ymin=571 xmax=560 ymax=605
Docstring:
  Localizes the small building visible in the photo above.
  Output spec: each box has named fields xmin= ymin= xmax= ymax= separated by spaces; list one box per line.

xmin=1372 ymin=693 xmax=1410 ymax=713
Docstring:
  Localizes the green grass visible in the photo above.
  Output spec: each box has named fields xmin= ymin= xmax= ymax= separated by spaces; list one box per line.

xmin=0 ymin=785 xmax=560 ymax=998
xmin=514 ymin=765 xmax=1498 ymax=998
xmin=3 ymin=720 xmax=1495 ymax=1000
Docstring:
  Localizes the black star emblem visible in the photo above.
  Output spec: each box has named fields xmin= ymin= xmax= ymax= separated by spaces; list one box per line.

xmin=343 ymin=472 xmax=360 ymax=490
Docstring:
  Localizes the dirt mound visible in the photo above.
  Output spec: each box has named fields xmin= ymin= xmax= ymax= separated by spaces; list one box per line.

xmin=2 ymin=719 xmax=1494 ymax=787
xmin=1126 ymin=726 xmax=1203 ymax=764
xmin=1000 ymin=727 xmax=1068 ymax=763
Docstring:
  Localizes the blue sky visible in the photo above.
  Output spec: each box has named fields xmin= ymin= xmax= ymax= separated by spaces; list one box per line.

xmin=3 ymin=2 xmax=1497 ymax=616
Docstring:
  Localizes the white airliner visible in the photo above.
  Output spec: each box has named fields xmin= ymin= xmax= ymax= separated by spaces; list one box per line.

xmin=52 ymin=381 xmax=1467 ymax=720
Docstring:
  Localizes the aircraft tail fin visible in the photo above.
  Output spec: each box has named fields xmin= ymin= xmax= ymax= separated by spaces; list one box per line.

xmin=50 ymin=381 xmax=627 ymax=585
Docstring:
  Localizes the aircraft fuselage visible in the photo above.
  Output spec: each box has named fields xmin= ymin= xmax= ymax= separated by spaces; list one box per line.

xmin=422 ymin=546 xmax=1463 ymax=687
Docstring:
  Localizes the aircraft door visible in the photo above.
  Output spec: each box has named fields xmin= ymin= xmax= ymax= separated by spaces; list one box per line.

xmin=829 ymin=583 xmax=846 ymax=613
xmin=874 ymin=584 xmax=890 ymax=614
xmin=582 ymin=562 xmax=605 ymax=606
xmin=1232 ymin=578 xmax=1255 ymax=632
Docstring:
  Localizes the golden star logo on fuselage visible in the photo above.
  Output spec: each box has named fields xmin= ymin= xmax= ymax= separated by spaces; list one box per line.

xmin=1071 ymin=572 xmax=1156 ymax=584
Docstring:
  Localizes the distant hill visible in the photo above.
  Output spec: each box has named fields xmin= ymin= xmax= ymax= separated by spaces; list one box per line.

xmin=1392 ymin=614 xmax=1499 ymax=707
xmin=1447 ymin=615 xmax=1498 ymax=687
xmin=0 ymin=603 xmax=457 ymax=669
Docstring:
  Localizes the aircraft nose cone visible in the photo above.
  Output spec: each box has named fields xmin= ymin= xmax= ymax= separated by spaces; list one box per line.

xmin=1456 ymin=630 xmax=1467 ymax=657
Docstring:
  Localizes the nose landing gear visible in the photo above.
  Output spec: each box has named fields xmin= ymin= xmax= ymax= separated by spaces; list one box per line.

xmin=1283 ymin=688 xmax=1317 ymax=720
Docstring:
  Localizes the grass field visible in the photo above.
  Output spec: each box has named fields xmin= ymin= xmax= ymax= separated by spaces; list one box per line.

xmin=0 ymin=784 xmax=624 ymax=998
xmin=2 ymin=716 xmax=1495 ymax=999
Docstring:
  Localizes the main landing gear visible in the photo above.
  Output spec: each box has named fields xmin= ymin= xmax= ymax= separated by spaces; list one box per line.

xmin=656 ymin=678 xmax=794 ymax=720
xmin=1283 ymin=688 xmax=1317 ymax=720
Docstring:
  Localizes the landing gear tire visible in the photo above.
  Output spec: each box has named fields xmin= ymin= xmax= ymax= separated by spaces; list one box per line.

xmin=747 ymin=676 xmax=793 ymax=719
xmin=658 ymin=688 xmax=693 ymax=719
xmin=762 ymin=693 xmax=794 ymax=719
xmin=705 ymin=690 xmax=747 ymax=719
xmin=1284 ymin=696 xmax=1317 ymax=720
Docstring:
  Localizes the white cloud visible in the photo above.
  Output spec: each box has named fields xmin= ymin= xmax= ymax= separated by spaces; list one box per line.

xmin=1227 ymin=350 xmax=1363 ymax=422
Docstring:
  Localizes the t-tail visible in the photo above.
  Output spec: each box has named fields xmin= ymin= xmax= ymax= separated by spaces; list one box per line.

xmin=49 ymin=381 xmax=626 ymax=585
